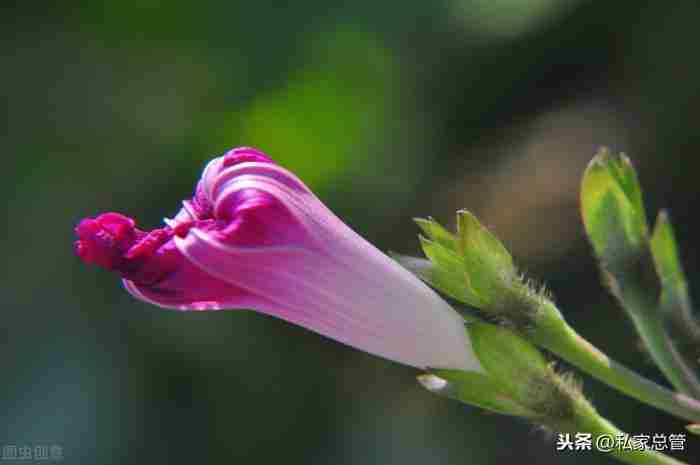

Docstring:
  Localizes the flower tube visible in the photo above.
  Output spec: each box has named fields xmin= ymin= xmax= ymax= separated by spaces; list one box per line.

xmin=74 ymin=148 xmax=479 ymax=371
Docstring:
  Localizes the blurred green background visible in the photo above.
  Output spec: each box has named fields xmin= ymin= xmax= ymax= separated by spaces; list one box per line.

xmin=3 ymin=0 xmax=700 ymax=463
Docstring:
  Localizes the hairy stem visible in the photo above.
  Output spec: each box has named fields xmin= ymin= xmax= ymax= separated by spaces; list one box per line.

xmin=530 ymin=300 xmax=700 ymax=423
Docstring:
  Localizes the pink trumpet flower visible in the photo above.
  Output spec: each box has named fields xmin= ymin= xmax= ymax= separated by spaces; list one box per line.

xmin=74 ymin=148 xmax=479 ymax=371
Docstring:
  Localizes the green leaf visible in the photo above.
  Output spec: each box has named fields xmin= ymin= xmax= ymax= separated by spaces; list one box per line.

xmin=650 ymin=211 xmax=700 ymax=358
xmin=586 ymin=190 xmax=630 ymax=262
xmin=583 ymin=151 xmax=700 ymax=396
xmin=650 ymin=211 xmax=687 ymax=292
xmin=581 ymin=148 xmax=648 ymax=261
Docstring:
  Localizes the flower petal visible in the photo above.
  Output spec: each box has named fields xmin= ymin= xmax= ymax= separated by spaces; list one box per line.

xmin=171 ymin=158 xmax=481 ymax=371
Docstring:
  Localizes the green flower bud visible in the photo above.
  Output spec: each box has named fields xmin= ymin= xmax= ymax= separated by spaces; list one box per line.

xmin=421 ymin=322 xmax=580 ymax=423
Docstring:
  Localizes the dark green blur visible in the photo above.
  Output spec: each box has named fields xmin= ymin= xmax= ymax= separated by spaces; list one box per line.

xmin=3 ymin=1 xmax=700 ymax=463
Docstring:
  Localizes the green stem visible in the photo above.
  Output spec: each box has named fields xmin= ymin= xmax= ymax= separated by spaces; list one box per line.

xmin=531 ymin=300 xmax=700 ymax=423
xmin=558 ymin=395 xmax=688 ymax=465
xmin=621 ymin=287 xmax=700 ymax=399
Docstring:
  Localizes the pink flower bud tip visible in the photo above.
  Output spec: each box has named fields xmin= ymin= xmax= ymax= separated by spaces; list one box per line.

xmin=74 ymin=147 xmax=480 ymax=371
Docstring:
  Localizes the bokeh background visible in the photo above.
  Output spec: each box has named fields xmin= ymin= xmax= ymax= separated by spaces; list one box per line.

xmin=4 ymin=1 xmax=700 ymax=463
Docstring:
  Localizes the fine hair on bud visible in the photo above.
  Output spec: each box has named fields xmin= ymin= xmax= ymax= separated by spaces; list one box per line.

xmin=487 ymin=271 xmax=553 ymax=332
xmin=525 ymin=363 xmax=589 ymax=433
